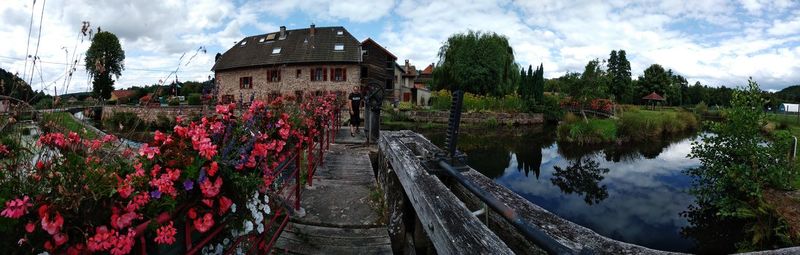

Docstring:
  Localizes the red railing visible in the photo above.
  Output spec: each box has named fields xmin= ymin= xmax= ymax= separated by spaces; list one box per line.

xmin=131 ymin=104 xmax=342 ymax=254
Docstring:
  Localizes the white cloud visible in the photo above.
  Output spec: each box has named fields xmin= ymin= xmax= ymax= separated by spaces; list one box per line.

xmin=259 ymin=0 xmax=396 ymax=23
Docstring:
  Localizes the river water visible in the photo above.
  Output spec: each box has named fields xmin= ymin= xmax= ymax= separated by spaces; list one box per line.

xmin=407 ymin=125 xmax=733 ymax=253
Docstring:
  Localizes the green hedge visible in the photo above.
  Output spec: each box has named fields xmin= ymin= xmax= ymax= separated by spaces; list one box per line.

xmin=188 ymin=93 xmax=202 ymax=105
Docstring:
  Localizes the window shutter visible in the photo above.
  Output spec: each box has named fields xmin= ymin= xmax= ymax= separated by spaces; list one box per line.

xmin=323 ymin=68 xmax=328 ymax=81
xmin=343 ymin=68 xmax=347 ymax=81
xmin=239 ymin=77 xmax=243 ymax=89
xmin=278 ymin=70 xmax=281 ymax=81
xmin=310 ymin=68 xmax=314 ymax=81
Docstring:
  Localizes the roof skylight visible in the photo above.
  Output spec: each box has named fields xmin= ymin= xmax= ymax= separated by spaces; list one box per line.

xmin=272 ymin=47 xmax=281 ymax=54
xmin=334 ymin=44 xmax=344 ymax=51
xmin=336 ymin=30 xmax=344 ymax=36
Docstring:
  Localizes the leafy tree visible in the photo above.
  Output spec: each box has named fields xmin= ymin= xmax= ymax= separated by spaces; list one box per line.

xmin=688 ymin=78 xmax=795 ymax=250
xmin=0 ymin=68 xmax=35 ymax=102
xmin=85 ymin=31 xmax=125 ymax=100
xmin=433 ymin=31 xmax=517 ymax=96
xmin=533 ymin=63 xmax=544 ymax=103
xmin=568 ymin=59 xmax=608 ymax=121
xmin=637 ymin=64 xmax=670 ymax=102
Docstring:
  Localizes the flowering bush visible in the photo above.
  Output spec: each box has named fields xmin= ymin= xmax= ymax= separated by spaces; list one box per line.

xmin=560 ymin=97 xmax=614 ymax=113
xmin=0 ymin=92 xmax=342 ymax=254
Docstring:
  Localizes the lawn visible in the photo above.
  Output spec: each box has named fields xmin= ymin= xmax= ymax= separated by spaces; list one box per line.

xmin=41 ymin=112 xmax=98 ymax=139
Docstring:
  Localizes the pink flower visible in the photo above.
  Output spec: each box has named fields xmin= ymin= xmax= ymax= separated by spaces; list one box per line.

xmin=54 ymin=232 xmax=68 ymax=246
xmin=0 ymin=144 xmax=9 ymax=155
xmin=41 ymin=211 xmax=64 ymax=235
xmin=207 ymin=161 xmax=219 ymax=177
xmin=153 ymin=130 xmax=173 ymax=144
xmin=138 ymin=144 xmax=160 ymax=159
xmin=25 ymin=221 xmax=36 ymax=232
xmin=110 ymin=229 xmax=135 ymax=255
xmin=197 ymin=141 xmax=217 ymax=160
xmin=87 ymin=226 xmax=115 ymax=252
xmin=193 ymin=212 xmax=214 ymax=233
xmin=218 ymin=196 xmax=233 ymax=215
xmin=111 ymin=211 xmax=139 ymax=230
xmin=174 ymin=125 xmax=188 ymax=137
xmin=154 ymin=221 xmax=177 ymax=245
xmin=1 ymin=196 xmax=32 ymax=219
xmin=117 ymin=183 xmax=133 ymax=199
xmin=102 ymin=134 xmax=117 ymax=143
xmin=200 ymin=177 xmax=222 ymax=198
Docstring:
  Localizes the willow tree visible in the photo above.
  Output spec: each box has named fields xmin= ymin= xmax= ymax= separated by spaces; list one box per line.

xmin=433 ymin=31 xmax=517 ymax=96
xmin=85 ymin=31 xmax=125 ymax=100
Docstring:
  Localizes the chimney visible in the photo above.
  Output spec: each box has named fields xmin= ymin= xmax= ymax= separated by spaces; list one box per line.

xmin=405 ymin=60 xmax=409 ymax=71
xmin=310 ymin=24 xmax=315 ymax=36
xmin=279 ymin=26 xmax=286 ymax=39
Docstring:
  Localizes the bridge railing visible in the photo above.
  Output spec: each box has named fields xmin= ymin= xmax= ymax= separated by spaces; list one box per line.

xmin=378 ymin=130 xmax=676 ymax=255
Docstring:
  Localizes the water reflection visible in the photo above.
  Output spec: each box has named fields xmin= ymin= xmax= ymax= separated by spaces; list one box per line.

xmin=551 ymin=157 xmax=609 ymax=205
xmin=412 ymin=126 xmax=704 ymax=252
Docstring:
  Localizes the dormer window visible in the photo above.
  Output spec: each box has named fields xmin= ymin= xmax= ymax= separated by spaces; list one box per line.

xmin=272 ymin=47 xmax=281 ymax=54
xmin=239 ymin=40 xmax=247 ymax=46
xmin=336 ymin=30 xmax=344 ymax=36
xmin=334 ymin=44 xmax=344 ymax=51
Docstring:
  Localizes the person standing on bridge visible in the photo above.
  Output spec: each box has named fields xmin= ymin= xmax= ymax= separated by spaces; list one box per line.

xmin=348 ymin=86 xmax=363 ymax=137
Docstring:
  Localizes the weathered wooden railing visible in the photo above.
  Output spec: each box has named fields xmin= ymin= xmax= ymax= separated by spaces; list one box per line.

xmin=377 ymin=130 xmax=683 ymax=255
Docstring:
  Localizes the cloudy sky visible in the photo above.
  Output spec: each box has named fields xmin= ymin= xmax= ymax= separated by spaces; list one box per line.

xmin=1 ymin=0 xmax=799 ymax=95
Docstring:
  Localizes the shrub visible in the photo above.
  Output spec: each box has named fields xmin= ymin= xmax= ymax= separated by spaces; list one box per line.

xmin=617 ymin=110 xmax=698 ymax=140
xmin=563 ymin=112 xmax=580 ymax=124
xmin=557 ymin=119 xmax=617 ymax=144
xmin=429 ymin=89 xmax=527 ymax=113
xmin=695 ymin=101 xmax=708 ymax=115
xmin=167 ymin=97 xmax=180 ymax=106
xmin=103 ymin=111 xmax=146 ymax=132
xmin=187 ymin=93 xmax=202 ymax=105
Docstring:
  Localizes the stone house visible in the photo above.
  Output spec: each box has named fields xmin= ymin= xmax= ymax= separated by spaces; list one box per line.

xmin=413 ymin=64 xmax=434 ymax=106
xmin=212 ymin=25 xmax=368 ymax=103
xmin=399 ymin=60 xmax=417 ymax=103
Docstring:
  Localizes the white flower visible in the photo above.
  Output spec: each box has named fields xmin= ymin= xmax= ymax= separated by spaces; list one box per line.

xmin=231 ymin=203 xmax=237 ymax=213
xmin=215 ymin=244 xmax=223 ymax=254
xmin=202 ymin=246 xmax=209 ymax=255
xmin=244 ymin=220 xmax=254 ymax=233
xmin=257 ymin=223 xmax=265 ymax=234
xmin=236 ymin=247 xmax=243 ymax=255
xmin=223 ymin=238 xmax=230 ymax=246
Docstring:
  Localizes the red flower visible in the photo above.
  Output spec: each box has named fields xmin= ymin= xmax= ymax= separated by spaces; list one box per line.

xmin=117 ymin=182 xmax=133 ymax=199
xmin=138 ymin=144 xmax=160 ymax=159
xmin=87 ymin=226 xmax=115 ymax=252
xmin=200 ymin=177 xmax=222 ymax=198
xmin=67 ymin=243 xmax=86 ymax=255
xmin=207 ymin=161 xmax=219 ymax=177
xmin=110 ymin=229 xmax=135 ymax=255
xmin=154 ymin=221 xmax=177 ymax=245
xmin=0 ymin=144 xmax=8 ymax=155
xmin=218 ymin=196 xmax=233 ymax=215
xmin=54 ymin=232 xmax=68 ymax=246
xmin=25 ymin=221 xmax=36 ymax=233
xmin=193 ymin=212 xmax=214 ymax=233
xmin=111 ymin=211 xmax=139 ymax=230
xmin=41 ymin=211 xmax=64 ymax=235
xmin=1 ymin=196 xmax=32 ymax=219
xmin=188 ymin=207 xmax=198 ymax=219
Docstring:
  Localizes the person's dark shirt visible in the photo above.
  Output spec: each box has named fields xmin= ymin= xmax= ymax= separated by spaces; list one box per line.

xmin=348 ymin=92 xmax=362 ymax=113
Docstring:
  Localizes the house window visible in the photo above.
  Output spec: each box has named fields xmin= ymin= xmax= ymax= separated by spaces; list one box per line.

xmin=361 ymin=66 xmax=368 ymax=78
xmin=239 ymin=77 xmax=252 ymax=89
xmin=337 ymin=30 xmax=344 ymax=36
xmin=334 ymin=44 xmax=344 ymax=51
xmin=311 ymin=67 xmax=326 ymax=81
xmin=222 ymin=95 xmax=234 ymax=103
xmin=296 ymin=69 xmax=301 ymax=78
xmin=333 ymin=68 xmax=346 ymax=81
xmin=267 ymin=69 xmax=281 ymax=82
xmin=272 ymin=47 xmax=281 ymax=54
xmin=362 ymin=49 xmax=368 ymax=56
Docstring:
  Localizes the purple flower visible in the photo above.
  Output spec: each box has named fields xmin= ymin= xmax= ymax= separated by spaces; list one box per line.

xmin=183 ymin=179 xmax=194 ymax=191
xmin=198 ymin=169 xmax=207 ymax=183
xmin=150 ymin=190 xmax=162 ymax=199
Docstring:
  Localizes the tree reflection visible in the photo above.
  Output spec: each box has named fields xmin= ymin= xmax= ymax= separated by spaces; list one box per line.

xmin=680 ymin=202 xmax=746 ymax=254
xmin=550 ymin=157 xmax=610 ymax=205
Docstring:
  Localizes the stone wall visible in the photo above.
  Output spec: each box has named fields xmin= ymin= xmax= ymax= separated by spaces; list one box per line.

xmin=216 ymin=64 xmax=360 ymax=102
xmin=408 ymin=110 xmax=543 ymax=125
xmin=102 ymin=105 xmax=210 ymax=123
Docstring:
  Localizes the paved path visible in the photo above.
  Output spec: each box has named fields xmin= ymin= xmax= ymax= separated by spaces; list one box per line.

xmin=274 ymin=127 xmax=391 ymax=254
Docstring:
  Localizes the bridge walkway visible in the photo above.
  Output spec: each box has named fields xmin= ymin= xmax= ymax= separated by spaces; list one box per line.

xmin=274 ymin=127 xmax=391 ymax=254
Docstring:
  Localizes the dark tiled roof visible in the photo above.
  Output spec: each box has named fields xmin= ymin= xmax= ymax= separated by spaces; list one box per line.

xmin=361 ymin=38 xmax=397 ymax=59
xmin=212 ymin=26 xmax=361 ymax=71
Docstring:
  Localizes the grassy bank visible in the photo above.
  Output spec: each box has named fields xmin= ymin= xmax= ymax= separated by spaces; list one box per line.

xmin=430 ymin=90 xmax=526 ymax=113
xmin=41 ymin=112 xmax=98 ymax=139
xmin=766 ymin=113 xmax=800 ymax=137
xmin=557 ymin=109 xmax=699 ymax=144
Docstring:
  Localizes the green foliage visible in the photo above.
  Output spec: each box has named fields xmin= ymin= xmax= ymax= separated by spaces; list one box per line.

xmin=41 ymin=112 xmax=98 ymax=139
xmin=567 ymin=59 xmax=609 ymax=110
xmin=607 ymin=50 xmax=633 ymax=103
xmin=167 ymin=97 xmax=180 ymax=106
xmin=0 ymin=68 xmax=36 ymax=101
xmin=103 ymin=111 xmax=146 ymax=132
xmin=530 ymin=94 xmax=563 ymax=122
xmin=433 ymin=30 xmax=518 ymax=96
xmin=688 ymin=78 xmax=796 ymax=250
xmin=85 ymin=31 xmax=125 ymax=100
xmin=637 ymin=64 xmax=671 ymax=101
xmin=429 ymin=90 xmax=526 ymax=113
xmin=617 ymin=110 xmax=699 ymax=140
xmin=187 ymin=93 xmax=202 ymax=105
xmin=34 ymin=97 xmax=53 ymax=109
xmin=557 ymin=118 xmax=617 ymax=144
xmin=695 ymin=101 xmax=708 ymax=115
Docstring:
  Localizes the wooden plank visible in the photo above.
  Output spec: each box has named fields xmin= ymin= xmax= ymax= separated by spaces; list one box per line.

xmin=378 ymin=130 xmax=514 ymax=255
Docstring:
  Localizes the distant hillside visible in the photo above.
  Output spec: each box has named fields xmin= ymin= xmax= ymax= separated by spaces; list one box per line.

xmin=0 ymin=68 xmax=52 ymax=106
xmin=774 ymin=85 xmax=800 ymax=103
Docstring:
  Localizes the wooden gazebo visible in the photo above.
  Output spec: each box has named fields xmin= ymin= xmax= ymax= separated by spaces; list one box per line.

xmin=642 ymin=92 xmax=665 ymax=109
